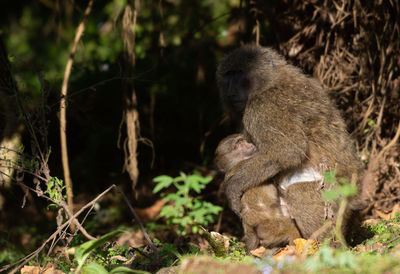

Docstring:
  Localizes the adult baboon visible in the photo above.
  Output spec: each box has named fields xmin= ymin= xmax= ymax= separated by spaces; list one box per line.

xmin=216 ymin=45 xmax=364 ymax=239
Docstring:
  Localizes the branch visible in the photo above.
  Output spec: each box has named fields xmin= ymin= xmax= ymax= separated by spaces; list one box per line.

xmin=3 ymin=184 xmax=113 ymax=274
xmin=59 ymin=0 xmax=94 ymax=233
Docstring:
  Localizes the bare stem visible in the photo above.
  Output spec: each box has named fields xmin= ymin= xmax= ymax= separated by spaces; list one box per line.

xmin=59 ymin=0 xmax=94 ymax=233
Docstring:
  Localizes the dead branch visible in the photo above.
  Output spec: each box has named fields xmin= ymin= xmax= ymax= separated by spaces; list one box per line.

xmin=121 ymin=3 xmax=140 ymax=189
xmin=59 ymin=0 xmax=94 ymax=233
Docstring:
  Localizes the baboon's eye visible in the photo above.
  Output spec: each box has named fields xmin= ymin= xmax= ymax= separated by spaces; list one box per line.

xmin=234 ymin=139 xmax=245 ymax=149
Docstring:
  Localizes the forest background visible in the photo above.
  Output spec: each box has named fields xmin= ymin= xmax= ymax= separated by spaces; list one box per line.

xmin=0 ymin=0 xmax=399 ymax=273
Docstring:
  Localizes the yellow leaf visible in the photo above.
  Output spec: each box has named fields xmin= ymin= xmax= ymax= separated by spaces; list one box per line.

xmin=294 ymin=238 xmax=319 ymax=255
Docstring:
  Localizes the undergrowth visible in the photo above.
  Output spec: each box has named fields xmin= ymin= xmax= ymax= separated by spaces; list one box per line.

xmin=2 ymin=168 xmax=400 ymax=274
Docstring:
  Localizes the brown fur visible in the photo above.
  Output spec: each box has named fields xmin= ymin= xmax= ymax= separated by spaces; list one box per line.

xmin=216 ymin=45 xmax=364 ymax=241
xmin=215 ymin=134 xmax=300 ymax=251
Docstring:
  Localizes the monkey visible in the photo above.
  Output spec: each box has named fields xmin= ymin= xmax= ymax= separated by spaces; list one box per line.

xmin=215 ymin=134 xmax=300 ymax=251
xmin=215 ymin=133 xmax=257 ymax=174
xmin=216 ymin=45 xmax=365 ymax=241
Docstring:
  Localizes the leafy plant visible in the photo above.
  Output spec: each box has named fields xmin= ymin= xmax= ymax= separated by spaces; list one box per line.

xmin=321 ymin=170 xmax=359 ymax=247
xmin=304 ymin=245 xmax=357 ymax=271
xmin=72 ymin=229 xmax=146 ymax=273
xmin=321 ymin=170 xmax=358 ymax=202
xmin=364 ymin=215 xmax=400 ymax=250
xmin=153 ymin=172 xmax=222 ymax=235
xmin=44 ymin=176 xmax=66 ymax=204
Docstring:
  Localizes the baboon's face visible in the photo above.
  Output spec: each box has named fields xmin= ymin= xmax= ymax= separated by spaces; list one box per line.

xmin=221 ymin=70 xmax=253 ymax=113
xmin=217 ymin=45 xmax=274 ymax=115
xmin=232 ymin=136 xmax=257 ymax=159
xmin=215 ymin=134 xmax=257 ymax=173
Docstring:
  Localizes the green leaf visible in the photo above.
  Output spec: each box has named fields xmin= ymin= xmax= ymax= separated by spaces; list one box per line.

xmin=110 ymin=266 xmax=150 ymax=274
xmin=82 ymin=262 xmax=108 ymax=274
xmin=322 ymin=170 xmax=337 ymax=184
xmin=175 ymin=172 xmax=186 ymax=183
xmin=339 ymin=184 xmax=358 ymax=197
xmin=367 ymin=118 xmax=376 ymax=128
xmin=337 ymin=252 xmax=356 ymax=269
xmin=205 ymin=203 xmax=223 ymax=214
xmin=191 ymin=174 xmax=213 ymax=184
xmin=161 ymin=243 xmax=181 ymax=258
xmin=192 ymin=199 xmax=202 ymax=209
xmin=75 ymin=230 xmax=125 ymax=272
xmin=152 ymin=172 xmax=223 ymax=235
xmin=175 ymin=183 xmax=188 ymax=194
xmin=56 ymin=178 xmax=65 ymax=189
xmin=153 ymin=175 xmax=174 ymax=193
xmin=338 ymin=177 xmax=349 ymax=185
xmin=47 ymin=179 xmax=54 ymax=189
xmin=160 ymin=205 xmax=178 ymax=218
xmin=322 ymin=189 xmax=340 ymax=202
xmin=188 ymin=177 xmax=203 ymax=193
xmin=163 ymin=193 xmax=180 ymax=202
xmin=175 ymin=197 xmax=191 ymax=208
xmin=8 ymin=55 xmax=15 ymax=63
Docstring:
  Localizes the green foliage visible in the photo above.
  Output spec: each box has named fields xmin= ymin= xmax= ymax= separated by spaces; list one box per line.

xmin=304 ymin=245 xmax=357 ymax=271
xmin=153 ymin=172 xmax=222 ymax=235
xmin=21 ymin=157 xmax=39 ymax=171
xmin=221 ymin=238 xmax=251 ymax=261
xmin=321 ymin=170 xmax=358 ymax=202
xmin=75 ymin=230 xmax=125 ymax=273
xmin=364 ymin=214 xmax=400 ymax=251
xmin=70 ymin=229 xmax=148 ymax=273
xmin=44 ymin=176 xmax=66 ymax=204
xmin=128 ymin=237 xmax=200 ymax=268
xmin=0 ymin=241 xmax=24 ymax=266
xmin=153 ymin=239 xmax=182 ymax=267
xmin=82 ymin=262 xmax=147 ymax=274
xmin=363 ymin=118 xmax=377 ymax=133
xmin=367 ymin=214 xmax=400 ymax=235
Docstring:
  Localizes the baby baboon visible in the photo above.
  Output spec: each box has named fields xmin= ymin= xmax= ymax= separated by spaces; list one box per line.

xmin=215 ymin=133 xmax=257 ymax=174
xmin=215 ymin=134 xmax=300 ymax=251
xmin=216 ymin=45 xmax=364 ymax=240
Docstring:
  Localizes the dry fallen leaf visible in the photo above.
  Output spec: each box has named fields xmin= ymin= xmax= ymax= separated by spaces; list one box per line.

xmin=355 ymin=241 xmax=386 ymax=254
xmin=116 ymin=230 xmax=145 ymax=248
xmin=390 ymin=203 xmax=400 ymax=219
xmin=375 ymin=209 xmax=391 ymax=220
xmin=21 ymin=263 xmax=64 ymax=274
xmin=250 ymin=246 xmax=268 ymax=257
xmin=272 ymin=238 xmax=319 ymax=260
xmin=134 ymin=199 xmax=166 ymax=222
xmin=362 ymin=218 xmax=381 ymax=226
xmin=272 ymin=245 xmax=297 ymax=260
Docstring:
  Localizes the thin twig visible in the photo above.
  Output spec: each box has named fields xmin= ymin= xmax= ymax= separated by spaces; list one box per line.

xmin=376 ymin=120 xmax=400 ymax=161
xmin=59 ymin=0 xmax=94 ymax=233
xmin=113 ymin=185 xmax=159 ymax=261
xmin=2 ymin=184 xmax=113 ymax=274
